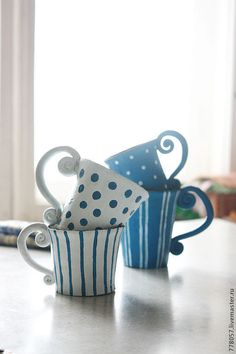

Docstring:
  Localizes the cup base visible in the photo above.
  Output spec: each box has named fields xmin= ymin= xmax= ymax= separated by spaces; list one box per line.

xmin=123 ymin=262 xmax=168 ymax=270
xmin=56 ymin=289 xmax=115 ymax=297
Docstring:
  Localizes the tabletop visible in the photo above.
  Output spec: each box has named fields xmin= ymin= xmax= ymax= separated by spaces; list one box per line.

xmin=0 ymin=218 xmax=235 ymax=354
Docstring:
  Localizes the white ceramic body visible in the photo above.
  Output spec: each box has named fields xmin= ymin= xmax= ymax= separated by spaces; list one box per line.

xmin=59 ymin=159 xmax=149 ymax=230
xmin=17 ymin=223 xmax=123 ymax=296
xmin=36 ymin=146 xmax=148 ymax=230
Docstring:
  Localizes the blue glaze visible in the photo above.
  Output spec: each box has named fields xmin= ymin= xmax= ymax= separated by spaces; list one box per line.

xmin=64 ymin=231 xmax=73 ymax=296
xmin=93 ymin=209 xmax=101 ymax=217
xmin=103 ymin=229 xmax=110 ymax=294
xmin=105 ymin=130 xmax=188 ymax=190
xmin=108 ymin=182 xmax=117 ymax=190
xmin=109 ymin=200 xmax=118 ymax=208
xmin=79 ymin=169 xmax=85 ymax=178
xmin=79 ymin=231 xmax=86 ymax=296
xmin=66 ymin=211 xmax=71 ymax=218
xmin=80 ymin=201 xmax=87 ymax=209
xmin=93 ymin=230 xmax=98 ymax=296
xmin=92 ymin=191 xmax=101 ymax=200
xmin=80 ymin=218 xmax=88 ymax=226
xmin=78 ymin=184 xmax=85 ymax=193
xmin=91 ymin=173 xmax=99 ymax=182
xmin=110 ymin=218 xmax=117 ymax=225
xmin=122 ymin=187 xmax=213 ymax=268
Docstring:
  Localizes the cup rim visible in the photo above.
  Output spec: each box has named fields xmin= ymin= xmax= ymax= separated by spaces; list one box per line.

xmin=48 ymin=224 xmax=125 ymax=233
xmin=80 ymin=158 xmax=149 ymax=199
xmin=104 ymin=139 xmax=157 ymax=163
xmin=146 ymin=187 xmax=181 ymax=193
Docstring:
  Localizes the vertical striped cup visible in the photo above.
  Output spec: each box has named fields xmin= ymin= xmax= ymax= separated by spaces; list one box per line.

xmin=122 ymin=186 xmax=213 ymax=269
xmin=17 ymin=223 xmax=123 ymax=296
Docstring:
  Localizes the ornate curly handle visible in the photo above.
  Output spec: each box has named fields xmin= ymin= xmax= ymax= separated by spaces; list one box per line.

xmin=36 ymin=146 xmax=81 ymax=225
xmin=170 ymin=186 xmax=214 ymax=255
xmin=155 ymin=130 xmax=188 ymax=188
xmin=17 ymin=223 xmax=55 ymax=285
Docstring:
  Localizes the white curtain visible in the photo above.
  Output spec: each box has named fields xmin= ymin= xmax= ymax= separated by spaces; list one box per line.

xmin=0 ymin=0 xmax=35 ymax=220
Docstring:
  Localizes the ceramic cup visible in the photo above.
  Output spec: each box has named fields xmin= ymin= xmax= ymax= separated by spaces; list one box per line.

xmin=122 ymin=186 xmax=214 ymax=269
xmin=105 ymin=130 xmax=188 ymax=190
xmin=17 ymin=223 xmax=123 ymax=296
xmin=36 ymin=146 xmax=149 ymax=230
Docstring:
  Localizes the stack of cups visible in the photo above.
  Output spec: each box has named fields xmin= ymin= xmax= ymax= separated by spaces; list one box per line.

xmin=105 ymin=130 xmax=214 ymax=269
xmin=17 ymin=147 xmax=149 ymax=296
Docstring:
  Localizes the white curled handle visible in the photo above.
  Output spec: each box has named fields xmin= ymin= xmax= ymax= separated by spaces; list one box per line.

xmin=35 ymin=146 xmax=81 ymax=225
xmin=17 ymin=223 xmax=55 ymax=285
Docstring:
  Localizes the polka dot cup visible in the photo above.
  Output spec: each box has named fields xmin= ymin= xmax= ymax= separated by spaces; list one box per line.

xmin=105 ymin=130 xmax=188 ymax=190
xmin=36 ymin=146 xmax=149 ymax=231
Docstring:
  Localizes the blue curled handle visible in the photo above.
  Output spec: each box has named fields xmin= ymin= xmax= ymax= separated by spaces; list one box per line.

xmin=155 ymin=130 xmax=188 ymax=189
xmin=170 ymin=186 xmax=214 ymax=255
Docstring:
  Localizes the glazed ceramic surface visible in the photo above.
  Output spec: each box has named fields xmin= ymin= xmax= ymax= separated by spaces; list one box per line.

xmin=17 ymin=223 xmax=123 ymax=296
xmin=122 ymin=186 xmax=214 ymax=268
xmin=105 ymin=130 xmax=188 ymax=190
xmin=36 ymin=146 xmax=149 ymax=230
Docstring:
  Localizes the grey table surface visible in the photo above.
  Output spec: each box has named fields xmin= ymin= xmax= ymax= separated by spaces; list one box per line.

xmin=0 ymin=219 xmax=235 ymax=354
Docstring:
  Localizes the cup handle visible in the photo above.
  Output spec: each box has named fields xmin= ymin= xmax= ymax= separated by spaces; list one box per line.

xmin=155 ymin=130 xmax=188 ymax=189
xmin=36 ymin=146 xmax=81 ymax=225
xmin=170 ymin=186 xmax=214 ymax=255
xmin=17 ymin=223 xmax=55 ymax=285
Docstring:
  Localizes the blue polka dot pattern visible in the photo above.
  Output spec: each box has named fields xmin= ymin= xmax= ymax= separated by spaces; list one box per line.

xmin=109 ymin=200 xmax=118 ymax=208
xmin=135 ymin=196 xmax=142 ymax=203
xmin=93 ymin=209 xmax=101 ymax=217
xmin=124 ymin=189 xmax=132 ymax=198
xmin=79 ymin=169 xmax=85 ymax=178
xmin=66 ymin=211 xmax=71 ymax=218
xmin=80 ymin=218 xmax=88 ymax=226
xmin=110 ymin=218 xmax=117 ymax=225
xmin=92 ymin=191 xmax=101 ymax=200
xmin=68 ymin=223 xmax=74 ymax=230
xmin=108 ymin=182 xmax=117 ymax=190
xmin=122 ymin=207 xmax=129 ymax=214
xmin=78 ymin=184 xmax=84 ymax=193
xmin=91 ymin=173 xmax=99 ymax=182
xmin=80 ymin=201 xmax=87 ymax=209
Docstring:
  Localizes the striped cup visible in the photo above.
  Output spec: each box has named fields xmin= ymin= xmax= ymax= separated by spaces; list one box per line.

xmin=122 ymin=186 xmax=214 ymax=269
xmin=17 ymin=223 xmax=123 ymax=296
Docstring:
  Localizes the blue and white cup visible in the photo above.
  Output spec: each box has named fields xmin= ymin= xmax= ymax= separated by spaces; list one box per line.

xmin=105 ymin=130 xmax=188 ymax=190
xmin=17 ymin=223 xmax=123 ymax=296
xmin=36 ymin=146 xmax=149 ymax=231
xmin=122 ymin=186 xmax=214 ymax=269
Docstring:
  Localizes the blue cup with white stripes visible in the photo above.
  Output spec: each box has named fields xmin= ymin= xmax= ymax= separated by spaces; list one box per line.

xmin=105 ymin=130 xmax=188 ymax=190
xmin=17 ymin=223 xmax=123 ymax=296
xmin=122 ymin=186 xmax=214 ymax=269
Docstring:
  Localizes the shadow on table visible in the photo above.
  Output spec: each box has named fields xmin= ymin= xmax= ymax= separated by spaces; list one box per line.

xmin=43 ymin=290 xmax=117 ymax=317
xmin=114 ymin=267 xmax=174 ymax=331
xmin=42 ymin=267 xmax=174 ymax=332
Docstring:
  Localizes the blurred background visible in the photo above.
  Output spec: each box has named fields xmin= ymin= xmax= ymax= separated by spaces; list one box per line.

xmin=0 ymin=0 xmax=236 ymax=233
